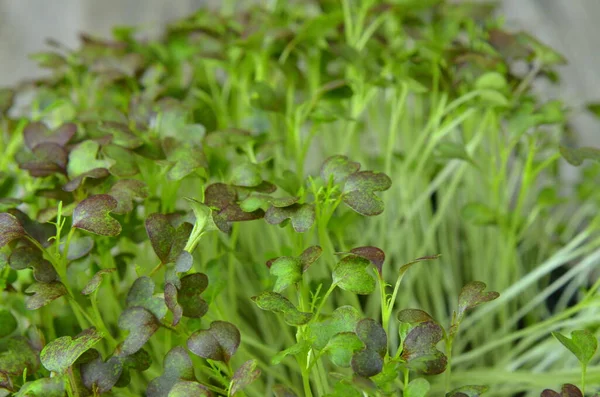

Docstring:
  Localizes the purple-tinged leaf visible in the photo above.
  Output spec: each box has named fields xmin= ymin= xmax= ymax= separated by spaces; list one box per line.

xmin=187 ymin=321 xmax=240 ymax=363
xmin=323 ymin=332 xmax=364 ymax=367
xmin=145 ymin=213 xmax=193 ymax=264
xmin=126 ymin=277 xmax=167 ymax=320
xmin=347 ymin=246 xmax=385 ymax=275
xmin=108 ymin=179 xmax=148 ymax=214
xmin=9 ymin=246 xmax=57 ymax=282
xmin=342 ymin=171 xmax=392 ymax=216
xmin=80 ymin=356 xmax=123 ymax=393
xmin=63 ymin=167 xmax=110 ymax=192
xmin=355 ymin=319 xmax=387 ymax=357
xmin=273 ymin=385 xmax=298 ymax=397
xmin=164 ymin=283 xmax=183 ymax=326
xmin=117 ymin=307 xmax=160 ymax=355
xmin=264 ymin=203 xmax=315 ymax=233
xmin=40 ymin=328 xmax=103 ymax=374
xmin=7 ymin=209 xmax=54 ymax=248
xmin=23 ymin=122 xmax=75 ymax=150
xmin=97 ymin=121 xmax=143 ymax=149
xmin=230 ymin=359 xmax=261 ymax=396
xmin=457 ymin=281 xmax=499 ymax=320
xmin=147 ymin=347 xmax=196 ymax=397
xmin=63 ymin=235 xmax=94 ymax=261
xmin=17 ymin=143 xmax=68 ymax=177
xmin=397 ymin=309 xmax=435 ymax=325
xmin=351 ymin=348 xmax=383 ymax=378
xmin=81 ymin=269 xmax=116 ymax=295
xmin=400 ymin=321 xmax=447 ymax=375
xmin=321 ymin=155 xmax=361 ymax=185
xmin=72 ymin=195 xmax=122 ymax=236
xmin=0 ymin=213 xmax=25 ymax=249
xmin=177 ymin=273 xmax=209 ymax=319
xmin=25 ymin=282 xmax=67 ymax=310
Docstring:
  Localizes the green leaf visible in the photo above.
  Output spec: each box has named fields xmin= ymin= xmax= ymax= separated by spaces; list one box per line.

xmin=323 ymin=332 xmax=364 ymax=367
xmin=145 ymin=213 xmax=193 ymax=264
xmin=343 ymin=246 xmax=385 ymax=276
xmin=251 ymin=291 xmax=313 ymax=326
xmin=268 ymin=246 xmax=322 ymax=292
xmin=126 ymin=277 xmax=168 ymax=320
xmin=67 ymin=140 xmax=115 ymax=179
xmin=118 ymin=307 xmax=160 ymax=355
xmin=82 ymin=268 xmax=116 ymax=296
xmin=168 ymin=381 xmax=212 ymax=397
xmin=161 ymin=137 xmax=207 ymax=181
xmin=41 ymin=328 xmax=103 ymax=374
xmin=102 ymin=144 xmax=140 ymax=176
xmin=231 ymin=162 xmax=263 ymax=187
xmin=0 ymin=213 xmax=25 ymax=249
xmin=25 ymin=281 xmax=68 ymax=310
xmin=271 ymin=341 xmax=308 ymax=365
xmin=333 ymin=255 xmax=376 ymax=295
xmin=559 ymin=145 xmax=600 ymax=166
xmin=342 ymin=171 xmax=392 ymax=216
xmin=405 ymin=378 xmax=430 ymax=397
xmin=475 ymin=72 xmax=507 ymax=91
xmin=187 ymin=321 xmax=241 ymax=363
xmin=0 ymin=336 xmax=38 ymax=376
xmin=309 ymin=306 xmax=362 ymax=350
xmin=230 ymin=359 xmax=261 ymax=396
xmin=446 ymin=385 xmax=489 ymax=397
xmin=552 ymin=330 xmax=598 ymax=366
xmin=321 ymin=155 xmax=361 ymax=185
xmin=0 ymin=310 xmax=17 ymax=337
xmin=147 ymin=347 xmax=197 ymax=397
xmin=14 ymin=377 xmax=65 ymax=397
xmin=72 ymin=194 xmax=122 ymax=236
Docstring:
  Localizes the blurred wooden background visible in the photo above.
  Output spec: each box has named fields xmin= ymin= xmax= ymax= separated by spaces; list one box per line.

xmin=1 ymin=0 xmax=598 ymax=145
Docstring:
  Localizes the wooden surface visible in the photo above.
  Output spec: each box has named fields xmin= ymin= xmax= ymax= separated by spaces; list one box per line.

xmin=1 ymin=0 xmax=598 ymax=145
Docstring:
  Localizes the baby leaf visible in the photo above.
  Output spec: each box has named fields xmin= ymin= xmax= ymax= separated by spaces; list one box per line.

xmin=405 ymin=378 xmax=430 ymax=397
xmin=14 ymin=377 xmax=65 ymax=397
xmin=0 ymin=213 xmax=25 ymax=249
xmin=126 ymin=277 xmax=168 ymax=320
xmin=0 ymin=310 xmax=17 ymax=337
xmin=231 ymin=162 xmax=263 ymax=187
xmin=164 ymin=283 xmax=183 ymax=326
xmin=333 ymin=255 xmax=376 ymax=295
xmin=9 ymin=246 xmax=58 ymax=282
xmin=230 ymin=359 xmax=261 ymax=396
xmin=271 ymin=341 xmax=308 ymax=366
xmin=251 ymin=292 xmax=313 ymax=326
xmin=63 ymin=167 xmax=110 ymax=192
xmin=17 ymin=143 xmax=68 ymax=177
xmin=204 ymin=183 xmax=265 ymax=232
xmin=108 ymin=179 xmax=149 ymax=214
xmin=80 ymin=356 xmax=123 ymax=393
xmin=0 ymin=336 xmax=38 ymax=376
xmin=264 ymin=203 xmax=315 ymax=233
xmin=321 ymin=155 xmax=361 ymax=185
xmin=400 ymin=321 xmax=447 ymax=375
xmin=63 ymin=235 xmax=94 ymax=261
xmin=97 ymin=121 xmax=143 ymax=149
xmin=25 ymin=282 xmax=68 ymax=310
xmin=457 ymin=281 xmax=499 ymax=321
xmin=147 ymin=347 xmax=196 ymax=397
xmin=118 ymin=307 xmax=160 ymax=355
xmin=177 ymin=273 xmax=209 ymax=318
xmin=351 ymin=319 xmax=387 ymax=377
xmin=268 ymin=246 xmax=322 ymax=292
xmin=23 ymin=122 xmax=75 ymax=150
xmin=551 ymin=330 xmax=597 ymax=366
xmin=324 ymin=333 xmax=364 ymax=367
xmin=161 ymin=138 xmax=207 ymax=181
xmin=145 ymin=213 xmax=193 ymax=264
xmin=114 ymin=349 xmax=152 ymax=388
xmin=559 ymin=145 xmax=600 ymax=167
xmin=309 ymin=306 xmax=362 ymax=350
xmin=81 ymin=268 xmax=116 ymax=295
xmin=342 ymin=171 xmax=392 ymax=216
xmin=102 ymin=144 xmax=139 ymax=176
xmin=168 ymin=381 xmax=212 ymax=397
xmin=72 ymin=194 xmax=122 ymax=236
xmin=446 ymin=385 xmax=489 ymax=397
xmin=273 ymin=385 xmax=298 ymax=397
xmin=187 ymin=321 xmax=241 ymax=363
xmin=540 ymin=384 xmax=583 ymax=397
xmin=40 ymin=328 xmax=103 ymax=374
xmin=67 ymin=140 xmax=115 ymax=179
xmin=344 ymin=246 xmax=385 ymax=276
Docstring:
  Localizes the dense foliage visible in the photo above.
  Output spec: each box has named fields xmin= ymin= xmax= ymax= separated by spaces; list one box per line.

xmin=2 ymin=1 xmax=600 ymax=396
